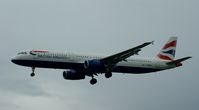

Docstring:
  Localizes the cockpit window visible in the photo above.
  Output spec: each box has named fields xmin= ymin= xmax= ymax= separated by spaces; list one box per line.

xmin=29 ymin=51 xmax=36 ymax=55
xmin=17 ymin=52 xmax=27 ymax=55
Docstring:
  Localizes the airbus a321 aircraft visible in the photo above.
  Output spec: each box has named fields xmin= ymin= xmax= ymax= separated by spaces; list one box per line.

xmin=11 ymin=37 xmax=191 ymax=85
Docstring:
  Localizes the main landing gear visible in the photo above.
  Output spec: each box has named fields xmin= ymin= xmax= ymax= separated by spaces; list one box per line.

xmin=90 ymin=74 xmax=97 ymax=85
xmin=89 ymin=72 xmax=112 ymax=85
xmin=90 ymin=78 xmax=97 ymax=85
xmin=30 ymin=67 xmax=35 ymax=77
xmin=105 ymin=72 xmax=112 ymax=78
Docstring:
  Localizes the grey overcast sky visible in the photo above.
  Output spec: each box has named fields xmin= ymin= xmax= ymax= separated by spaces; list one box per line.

xmin=0 ymin=0 xmax=198 ymax=110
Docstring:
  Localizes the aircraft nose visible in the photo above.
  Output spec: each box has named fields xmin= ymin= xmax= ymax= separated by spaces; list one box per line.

xmin=11 ymin=58 xmax=15 ymax=63
xmin=11 ymin=56 xmax=25 ymax=66
xmin=11 ymin=57 xmax=17 ymax=64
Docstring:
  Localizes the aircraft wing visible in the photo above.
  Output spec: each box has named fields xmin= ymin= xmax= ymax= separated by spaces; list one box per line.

xmin=101 ymin=41 xmax=153 ymax=67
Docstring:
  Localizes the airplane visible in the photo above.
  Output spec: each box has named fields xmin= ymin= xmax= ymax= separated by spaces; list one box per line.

xmin=11 ymin=37 xmax=191 ymax=85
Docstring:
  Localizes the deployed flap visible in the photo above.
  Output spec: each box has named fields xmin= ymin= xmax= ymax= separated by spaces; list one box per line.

xmin=167 ymin=56 xmax=192 ymax=65
xmin=101 ymin=41 xmax=153 ymax=66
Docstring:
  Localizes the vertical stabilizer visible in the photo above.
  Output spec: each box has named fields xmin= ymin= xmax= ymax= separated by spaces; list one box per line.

xmin=157 ymin=37 xmax=177 ymax=61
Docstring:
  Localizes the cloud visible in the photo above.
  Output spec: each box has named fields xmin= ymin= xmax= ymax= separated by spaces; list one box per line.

xmin=0 ymin=78 xmax=50 ymax=97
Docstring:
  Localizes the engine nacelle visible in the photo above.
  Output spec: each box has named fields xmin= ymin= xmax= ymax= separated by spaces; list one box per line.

xmin=84 ymin=60 xmax=106 ymax=73
xmin=63 ymin=70 xmax=85 ymax=80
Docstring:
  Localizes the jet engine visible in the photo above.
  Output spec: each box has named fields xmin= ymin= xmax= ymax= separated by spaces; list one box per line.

xmin=84 ymin=60 xmax=106 ymax=73
xmin=63 ymin=70 xmax=85 ymax=80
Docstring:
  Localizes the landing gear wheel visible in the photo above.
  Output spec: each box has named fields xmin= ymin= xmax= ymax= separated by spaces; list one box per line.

xmin=90 ymin=78 xmax=97 ymax=85
xmin=105 ymin=72 xmax=112 ymax=78
xmin=30 ymin=73 xmax=35 ymax=77
xmin=30 ymin=67 xmax=35 ymax=77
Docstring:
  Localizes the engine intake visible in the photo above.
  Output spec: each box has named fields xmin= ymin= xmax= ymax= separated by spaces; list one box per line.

xmin=84 ymin=60 xmax=106 ymax=73
xmin=63 ymin=70 xmax=85 ymax=80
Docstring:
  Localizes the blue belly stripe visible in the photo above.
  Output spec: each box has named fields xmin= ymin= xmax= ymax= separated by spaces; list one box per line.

xmin=12 ymin=60 xmax=163 ymax=74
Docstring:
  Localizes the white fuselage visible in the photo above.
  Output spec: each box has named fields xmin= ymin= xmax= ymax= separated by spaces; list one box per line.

xmin=11 ymin=51 xmax=176 ymax=74
xmin=11 ymin=37 xmax=190 ymax=85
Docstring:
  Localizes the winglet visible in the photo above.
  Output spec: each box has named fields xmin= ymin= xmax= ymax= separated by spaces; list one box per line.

xmin=151 ymin=40 xmax=154 ymax=45
xmin=145 ymin=41 xmax=154 ymax=45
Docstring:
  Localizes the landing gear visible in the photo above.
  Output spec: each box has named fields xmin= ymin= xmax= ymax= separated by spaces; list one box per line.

xmin=30 ymin=67 xmax=35 ymax=77
xmin=90 ymin=78 xmax=97 ymax=85
xmin=105 ymin=72 xmax=112 ymax=78
xmin=30 ymin=72 xmax=35 ymax=77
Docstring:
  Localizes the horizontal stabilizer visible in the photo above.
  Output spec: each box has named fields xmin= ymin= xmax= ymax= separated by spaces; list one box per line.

xmin=167 ymin=56 xmax=192 ymax=65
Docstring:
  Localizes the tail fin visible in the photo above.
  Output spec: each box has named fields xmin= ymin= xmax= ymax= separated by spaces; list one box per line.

xmin=157 ymin=37 xmax=177 ymax=61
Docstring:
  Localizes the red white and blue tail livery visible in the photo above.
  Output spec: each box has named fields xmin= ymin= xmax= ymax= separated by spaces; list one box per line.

xmin=11 ymin=37 xmax=191 ymax=85
xmin=157 ymin=37 xmax=177 ymax=61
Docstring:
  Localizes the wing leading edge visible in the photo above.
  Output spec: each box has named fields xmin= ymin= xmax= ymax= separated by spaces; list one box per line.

xmin=101 ymin=41 xmax=154 ymax=67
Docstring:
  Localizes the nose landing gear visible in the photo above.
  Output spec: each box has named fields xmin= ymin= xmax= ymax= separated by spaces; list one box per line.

xmin=30 ymin=67 xmax=35 ymax=77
